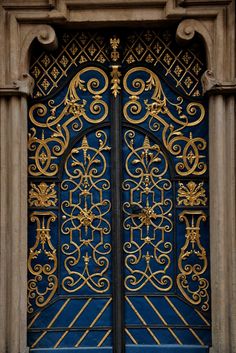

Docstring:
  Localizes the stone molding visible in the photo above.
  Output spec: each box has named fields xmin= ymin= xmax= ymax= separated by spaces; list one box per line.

xmin=0 ymin=1 xmax=235 ymax=353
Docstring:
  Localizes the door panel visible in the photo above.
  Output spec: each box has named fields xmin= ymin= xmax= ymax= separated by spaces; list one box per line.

xmin=122 ymin=66 xmax=210 ymax=349
xmin=28 ymin=28 xmax=210 ymax=353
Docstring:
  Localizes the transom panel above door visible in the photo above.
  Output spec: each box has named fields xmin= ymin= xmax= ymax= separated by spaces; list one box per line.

xmin=27 ymin=28 xmax=211 ymax=353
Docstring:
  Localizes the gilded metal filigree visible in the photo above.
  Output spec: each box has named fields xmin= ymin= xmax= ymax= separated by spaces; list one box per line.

xmin=177 ymin=210 xmax=209 ymax=311
xmin=123 ymin=130 xmax=173 ymax=291
xmin=28 ymin=29 xmax=210 ymax=349
xmin=123 ymin=67 xmax=207 ymax=176
xmin=27 ymin=211 xmax=58 ymax=313
xmin=123 ymin=29 xmax=204 ymax=97
xmin=28 ymin=182 xmax=57 ymax=207
xmin=177 ymin=181 xmax=207 ymax=206
xmin=110 ymin=65 xmax=121 ymax=97
xmin=30 ymin=32 xmax=110 ymax=98
xmin=28 ymin=67 xmax=109 ymax=176
xmin=61 ymin=131 xmax=112 ymax=293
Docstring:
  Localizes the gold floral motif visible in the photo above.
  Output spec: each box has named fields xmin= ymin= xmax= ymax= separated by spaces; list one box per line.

xmin=174 ymin=65 xmax=183 ymax=77
xmin=28 ymin=67 xmax=109 ymax=176
xmin=61 ymin=131 xmax=112 ymax=293
xmin=110 ymin=65 xmax=121 ymax=97
xmin=182 ymin=52 xmax=192 ymax=64
xmin=27 ymin=211 xmax=58 ymax=313
xmin=32 ymin=66 xmax=41 ymax=78
xmin=177 ymin=181 xmax=207 ymax=206
xmin=41 ymin=55 xmax=51 ymax=68
xmin=69 ymin=42 xmax=79 ymax=56
xmin=28 ymin=182 xmax=58 ymax=207
xmin=50 ymin=67 xmax=60 ymax=79
xmin=135 ymin=43 xmax=144 ymax=56
xmin=41 ymin=78 xmax=50 ymax=91
xmin=88 ymin=43 xmax=97 ymax=56
xmin=59 ymin=55 xmax=69 ymax=68
xmin=123 ymin=67 xmax=207 ymax=176
xmin=126 ymin=54 xmax=135 ymax=64
xmin=163 ymin=53 xmax=173 ymax=65
xmin=177 ymin=211 xmax=209 ymax=311
xmin=184 ymin=76 xmax=193 ymax=88
xmin=145 ymin=54 xmax=155 ymax=63
xmin=123 ymin=130 xmax=173 ymax=292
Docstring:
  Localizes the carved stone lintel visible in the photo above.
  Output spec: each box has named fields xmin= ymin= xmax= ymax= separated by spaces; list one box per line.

xmin=0 ymin=73 xmax=34 ymax=97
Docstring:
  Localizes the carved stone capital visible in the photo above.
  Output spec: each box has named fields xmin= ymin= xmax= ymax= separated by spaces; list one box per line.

xmin=0 ymin=73 xmax=34 ymax=97
xmin=201 ymin=70 xmax=219 ymax=94
xmin=176 ymin=19 xmax=213 ymax=70
xmin=201 ymin=70 xmax=236 ymax=95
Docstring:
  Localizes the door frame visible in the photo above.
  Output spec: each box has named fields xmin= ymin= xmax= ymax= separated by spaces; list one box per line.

xmin=0 ymin=2 xmax=235 ymax=353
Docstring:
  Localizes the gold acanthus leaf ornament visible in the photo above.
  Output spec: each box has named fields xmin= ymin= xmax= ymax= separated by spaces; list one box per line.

xmin=29 ymin=182 xmax=58 ymax=207
xmin=110 ymin=65 xmax=121 ymax=97
xmin=177 ymin=181 xmax=207 ymax=206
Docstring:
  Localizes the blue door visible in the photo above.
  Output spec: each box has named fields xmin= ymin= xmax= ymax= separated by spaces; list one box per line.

xmin=27 ymin=28 xmax=211 ymax=353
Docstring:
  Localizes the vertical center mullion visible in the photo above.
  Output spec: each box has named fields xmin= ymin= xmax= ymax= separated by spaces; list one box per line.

xmin=111 ymin=82 xmax=124 ymax=353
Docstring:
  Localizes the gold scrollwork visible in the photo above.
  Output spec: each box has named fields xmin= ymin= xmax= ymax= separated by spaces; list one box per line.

xmin=28 ymin=182 xmax=58 ymax=207
xmin=61 ymin=130 xmax=112 ymax=293
xmin=28 ymin=67 xmax=109 ymax=176
xmin=123 ymin=130 xmax=173 ymax=291
xmin=123 ymin=67 xmax=207 ymax=176
xmin=177 ymin=210 xmax=209 ymax=311
xmin=177 ymin=181 xmax=207 ymax=206
xmin=27 ymin=211 xmax=58 ymax=313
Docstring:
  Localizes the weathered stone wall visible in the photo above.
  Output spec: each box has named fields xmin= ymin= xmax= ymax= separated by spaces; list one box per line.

xmin=0 ymin=1 xmax=235 ymax=353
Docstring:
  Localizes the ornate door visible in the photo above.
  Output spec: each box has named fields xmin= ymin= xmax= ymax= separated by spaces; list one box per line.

xmin=27 ymin=28 xmax=211 ymax=353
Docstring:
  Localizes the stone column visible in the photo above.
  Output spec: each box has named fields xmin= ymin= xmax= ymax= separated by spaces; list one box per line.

xmin=0 ymin=75 xmax=34 ymax=353
xmin=207 ymin=87 xmax=236 ymax=353
xmin=0 ymin=22 xmax=57 ymax=353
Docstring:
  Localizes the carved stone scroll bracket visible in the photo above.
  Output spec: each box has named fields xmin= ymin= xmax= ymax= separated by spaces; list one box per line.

xmin=20 ymin=24 xmax=58 ymax=74
xmin=176 ymin=19 xmax=213 ymax=71
xmin=0 ymin=73 xmax=34 ymax=97
xmin=201 ymin=70 xmax=236 ymax=95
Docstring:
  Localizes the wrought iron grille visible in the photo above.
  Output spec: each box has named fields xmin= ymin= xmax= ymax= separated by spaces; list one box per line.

xmin=27 ymin=27 xmax=210 ymax=353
